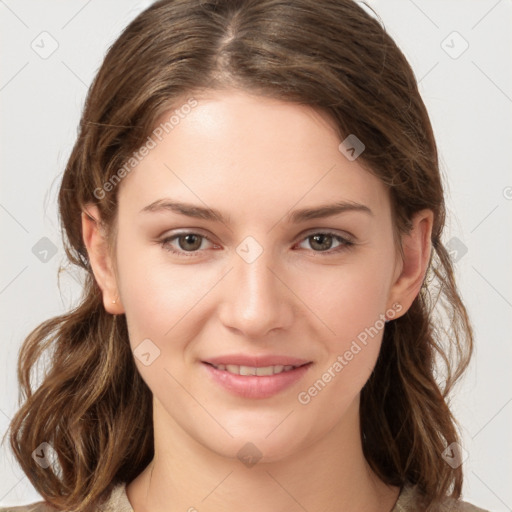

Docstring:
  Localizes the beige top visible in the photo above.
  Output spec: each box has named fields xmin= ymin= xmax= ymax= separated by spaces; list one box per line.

xmin=0 ymin=482 xmax=491 ymax=512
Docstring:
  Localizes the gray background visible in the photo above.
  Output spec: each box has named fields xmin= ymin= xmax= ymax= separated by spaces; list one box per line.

xmin=1 ymin=0 xmax=511 ymax=509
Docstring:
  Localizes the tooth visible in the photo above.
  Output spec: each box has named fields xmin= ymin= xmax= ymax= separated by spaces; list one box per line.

xmin=256 ymin=366 xmax=274 ymax=376
xmin=239 ymin=365 xmax=257 ymax=376
xmin=219 ymin=364 xmax=299 ymax=375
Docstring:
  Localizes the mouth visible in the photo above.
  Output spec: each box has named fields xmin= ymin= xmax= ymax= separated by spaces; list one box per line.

xmin=201 ymin=357 xmax=313 ymax=399
xmin=203 ymin=361 xmax=310 ymax=376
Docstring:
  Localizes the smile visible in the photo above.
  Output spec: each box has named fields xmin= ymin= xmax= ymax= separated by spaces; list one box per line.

xmin=208 ymin=363 xmax=301 ymax=376
xmin=202 ymin=361 xmax=312 ymax=399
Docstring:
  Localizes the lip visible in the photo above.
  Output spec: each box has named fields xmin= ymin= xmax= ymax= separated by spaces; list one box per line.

xmin=201 ymin=355 xmax=312 ymax=399
xmin=203 ymin=354 xmax=311 ymax=367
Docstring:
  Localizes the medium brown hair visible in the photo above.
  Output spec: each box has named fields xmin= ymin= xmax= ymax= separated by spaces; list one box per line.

xmin=2 ymin=1 xmax=473 ymax=510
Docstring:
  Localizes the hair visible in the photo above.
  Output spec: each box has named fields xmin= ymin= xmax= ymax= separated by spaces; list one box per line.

xmin=2 ymin=1 xmax=474 ymax=511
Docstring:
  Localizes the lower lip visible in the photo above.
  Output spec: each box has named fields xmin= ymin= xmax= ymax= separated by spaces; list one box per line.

xmin=202 ymin=362 xmax=312 ymax=399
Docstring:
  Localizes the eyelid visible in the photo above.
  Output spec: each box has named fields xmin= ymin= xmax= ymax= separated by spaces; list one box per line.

xmin=159 ymin=228 xmax=356 ymax=257
xmin=158 ymin=230 xmax=218 ymax=257
xmin=298 ymin=227 xmax=355 ymax=243
xmin=159 ymin=227 xmax=355 ymax=243
xmin=158 ymin=227 xmax=216 ymax=244
xmin=164 ymin=229 xmax=215 ymax=240
xmin=294 ymin=229 xmax=355 ymax=255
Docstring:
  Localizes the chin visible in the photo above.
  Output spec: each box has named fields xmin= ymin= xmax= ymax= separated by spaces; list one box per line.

xmin=194 ymin=415 xmax=316 ymax=465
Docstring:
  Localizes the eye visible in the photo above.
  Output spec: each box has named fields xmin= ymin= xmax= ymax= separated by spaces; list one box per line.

xmin=160 ymin=232 xmax=217 ymax=257
xmin=296 ymin=231 xmax=354 ymax=254
xmin=159 ymin=230 xmax=355 ymax=258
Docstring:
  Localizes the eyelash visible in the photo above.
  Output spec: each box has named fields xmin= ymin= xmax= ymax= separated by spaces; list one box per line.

xmin=159 ymin=231 xmax=355 ymax=258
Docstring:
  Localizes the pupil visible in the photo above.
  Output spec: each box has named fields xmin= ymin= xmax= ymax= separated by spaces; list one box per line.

xmin=177 ymin=234 xmax=333 ymax=252
xmin=180 ymin=234 xmax=201 ymax=251
xmin=311 ymin=234 xmax=332 ymax=251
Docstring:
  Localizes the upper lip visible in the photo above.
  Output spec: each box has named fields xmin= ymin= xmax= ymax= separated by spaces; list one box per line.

xmin=203 ymin=354 xmax=312 ymax=367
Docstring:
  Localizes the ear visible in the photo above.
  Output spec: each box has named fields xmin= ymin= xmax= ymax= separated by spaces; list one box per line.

xmin=387 ymin=209 xmax=434 ymax=318
xmin=81 ymin=204 xmax=125 ymax=315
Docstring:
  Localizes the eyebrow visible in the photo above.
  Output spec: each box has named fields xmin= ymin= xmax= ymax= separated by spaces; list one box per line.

xmin=139 ymin=198 xmax=373 ymax=224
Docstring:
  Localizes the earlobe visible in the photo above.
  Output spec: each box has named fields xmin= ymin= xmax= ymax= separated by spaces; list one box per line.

xmin=81 ymin=204 xmax=124 ymax=315
xmin=387 ymin=209 xmax=434 ymax=318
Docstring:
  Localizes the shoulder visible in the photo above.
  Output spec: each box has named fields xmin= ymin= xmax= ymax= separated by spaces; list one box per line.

xmin=0 ymin=482 xmax=132 ymax=512
xmin=394 ymin=484 xmax=492 ymax=512
xmin=0 ymin=504 xmax=57 ymax=512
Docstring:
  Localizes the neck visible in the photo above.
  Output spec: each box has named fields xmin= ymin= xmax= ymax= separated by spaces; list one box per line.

xmin=126 ymin=396 xmax=400 ymax=512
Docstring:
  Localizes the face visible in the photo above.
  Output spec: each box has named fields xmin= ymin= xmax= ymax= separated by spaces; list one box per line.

xmin=105 ymin=89 xmax=405 ymax=462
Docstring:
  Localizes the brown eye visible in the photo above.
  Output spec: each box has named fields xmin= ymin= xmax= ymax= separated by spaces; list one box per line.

xmin=177 ymin=234 xmax=203 ymax=251
xmin=297 ymin=231 xmax=354 ymax=254
xmin=308 ymin=234 xmax=335 ymax=251
xmin=160 ymin=232 xmax=214 ymax=257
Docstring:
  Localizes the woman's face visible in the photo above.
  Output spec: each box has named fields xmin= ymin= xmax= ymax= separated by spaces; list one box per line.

xmin=110 ymin=89 xmax=404 ymax=461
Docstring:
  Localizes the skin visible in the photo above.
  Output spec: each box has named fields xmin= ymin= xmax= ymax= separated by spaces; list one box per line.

xmin=82 ymin=89 xmax=433 ymax=512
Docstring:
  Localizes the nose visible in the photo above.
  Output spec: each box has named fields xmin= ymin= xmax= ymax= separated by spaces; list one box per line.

xmin=218 ymin=244 xmax=295 ymax=338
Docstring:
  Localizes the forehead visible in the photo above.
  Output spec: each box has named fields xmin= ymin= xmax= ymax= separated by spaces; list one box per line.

xmin=117 ymin=89 xmax=391 ymax=222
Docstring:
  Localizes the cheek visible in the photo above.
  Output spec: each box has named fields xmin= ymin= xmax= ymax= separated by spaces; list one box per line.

xmin=114 ymin=232 xmax=203 ymax=351
xmin=296 ymin=269 xmax=389 ymax=413
xmin=115 ymin=242 xmax=213 ymax=399
xmin=298 ymin=256 xmax=392 ymax=342
xmin=294 ymin=250 xmax=393 ymax=396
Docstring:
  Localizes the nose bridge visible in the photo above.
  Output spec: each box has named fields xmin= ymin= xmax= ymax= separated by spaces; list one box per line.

xmin=237 ymin=247 xmax=278 ymax=303
xmin=219 ymin=235 xmax=293 ymax=335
